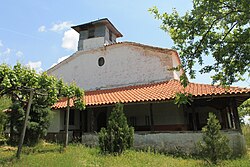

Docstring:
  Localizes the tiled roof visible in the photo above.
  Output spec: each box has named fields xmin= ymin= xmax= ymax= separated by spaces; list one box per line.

xmin=53 ymin=80 xmax=250 ymax=109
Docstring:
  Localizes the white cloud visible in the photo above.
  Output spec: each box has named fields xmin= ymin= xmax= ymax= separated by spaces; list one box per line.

xmin=26 ymin=61 xmax=43 ymax=72
xmin=16 ymin=51 xmax=23 ymax=57
xmin=3 ymin=48 xmax=11 ymax=55
xmin=0 ymin=40 xmax=3 ymax=47
xmin=38 ymin=25 xmax=46 ymax=32
xmin=50 ymin=21 xmax=73 ymax=32
xmin=51 ymin=55 xmax=70 ymax=67
xmin=61 ymin=29 xmax=78 ymax=51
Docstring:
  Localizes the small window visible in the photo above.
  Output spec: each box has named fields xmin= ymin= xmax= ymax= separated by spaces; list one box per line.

xmin=98 ymin=57 xmax=105 ymax=66
xmin=129 ymin=116 xmax=137 ymax=127
xmin=64 ymin=109 xmax=75 ymax=126
xmin=145 ymin=115 xmax=150 ymax=126
xmin=88 ymin=29 xmax=95 ymax=38
xmin=109 ymin=29 xmax=112 ymax=42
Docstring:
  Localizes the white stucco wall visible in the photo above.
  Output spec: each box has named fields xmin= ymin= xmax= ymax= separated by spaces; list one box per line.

xmin=48 ymin=43 xmax=178 ymax=91
xmin=81 ymin=131 xmax=246 ymax=156
xmin=172 ymin=55 xmax=182 ymax=80
xmin=81 ymin=37 xmax=105 ymax=51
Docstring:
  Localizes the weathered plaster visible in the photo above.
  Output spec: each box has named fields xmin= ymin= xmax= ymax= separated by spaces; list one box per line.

xmin=81 ymin=131 xmax=246 ymax=156
xmin=48 ymin=43 xmax=179 ymax=91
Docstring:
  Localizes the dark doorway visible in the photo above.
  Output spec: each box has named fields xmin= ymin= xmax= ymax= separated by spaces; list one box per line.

xmin=97 ymin=111 xmax=107 ymax=132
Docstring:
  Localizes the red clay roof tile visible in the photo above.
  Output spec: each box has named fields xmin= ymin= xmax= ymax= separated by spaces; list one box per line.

xmin=52 ymin=80 xmax=250 ymax=109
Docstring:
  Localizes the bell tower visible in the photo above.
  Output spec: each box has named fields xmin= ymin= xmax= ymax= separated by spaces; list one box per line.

xmin=72 ymin=18 xmax=123 ymax=51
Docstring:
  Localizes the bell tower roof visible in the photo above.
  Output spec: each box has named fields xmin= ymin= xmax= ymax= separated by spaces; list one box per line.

xmin=72 ymin=18 xmax=123 ymax=51
xmin=72 ymin=18 xmax=123 ymax=37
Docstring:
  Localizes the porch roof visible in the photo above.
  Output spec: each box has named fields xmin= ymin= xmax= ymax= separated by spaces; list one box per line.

xmin=53 ymin=80 xmax=250 ymax=109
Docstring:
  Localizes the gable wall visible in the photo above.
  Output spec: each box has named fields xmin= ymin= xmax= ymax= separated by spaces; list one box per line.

xmin=48 ymin=44 xmax=177 ymax=90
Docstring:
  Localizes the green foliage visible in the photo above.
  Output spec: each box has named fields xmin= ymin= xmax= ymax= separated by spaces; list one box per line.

xmin=174 ymin=75 xmax=193 ymax=108
xmin=0 ymin=96 xmax=12 ymax=111
xmin=0 ymin=63 xmax=85 ymax=146
xmin=1 ymin=144 xmax=250 ymax=167
xmin=0 ymin=111 xmax=7 ymax=142
xmin=8 ymin=102 xmax=25 ymax=144
xmin=24 ymin=106 xmax=52 ymax=146
xmin=0 ymin=111 xmax=7 ymax=138
xmin=242 ymin=124 xmax=250 ymax=148
xmin=99 ymin=103 xmax=134 ymax=155
xmin=58 ymin=81 xmax=85 ymax=111
xmin=0 ymin=96 xmax=11 ymax=138
xmin=7 ymin=102 xmax=52 ymax=146
xmin=149 ymin=0 xmax=250 ymax=85
xmin=0 ymin=63 xmax=60 ymax=106
xmin=174 ymin=92 xmax=193 ymax=107
xmin=198 ymin=113 xmax=232 ymax=164
xmin=238 ymin=98 xmax=250 ymax=124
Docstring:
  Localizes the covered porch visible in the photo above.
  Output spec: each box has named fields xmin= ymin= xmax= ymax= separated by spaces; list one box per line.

xmin=46 ymin=80 xmax=250 ymax=154
xmin=47 ymin=96 xmax=246 ymax=138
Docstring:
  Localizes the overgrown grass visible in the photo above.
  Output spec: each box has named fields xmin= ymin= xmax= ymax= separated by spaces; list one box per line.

xmin=0 ymin=142 xmax=250 ymax=167
xmin=242 ymin=124 xmax=250 ymax=148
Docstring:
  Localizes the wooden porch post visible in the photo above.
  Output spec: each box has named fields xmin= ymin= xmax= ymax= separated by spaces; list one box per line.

xmin=227 ymin=107 xmax=234 ymax=129
xmin=90 ymin=109 xmax=94 ymax=132
xmin=221 ymin=109 xmax=229 ymax=129
xmin=64 ymin=97 xmax=70 ymax=148
xmin=80 ymin=110 xmax=83 ymax=136
xmin=191 ymin=105 xmax=197 ymax=131
xmin=231 ymin=98 xmax=242 ymax=133
xmin=149 ymin=103 xmax=154 ymax=131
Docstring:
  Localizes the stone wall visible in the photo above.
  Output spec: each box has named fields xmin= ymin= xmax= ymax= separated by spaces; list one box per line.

xmin=81 ymin=131 xmax=246 ymax=156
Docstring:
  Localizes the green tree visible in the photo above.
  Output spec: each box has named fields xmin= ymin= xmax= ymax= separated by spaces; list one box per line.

xmin=0 ymin=63 xmax=84 ymax=157
xmin=0 ymin=96 xmax=11 ymax=139
xmin=238 ymin=98 xmax=250 ymax=124
xmin=98 ymin=103 xmax=134 ymax=154
xmin=149 ymin=0 xmax=250 ymax=86
xmin=198 ymin=112 xmax=231 ymax=164
xmin=0 ymin=63 xmax=60 ymax=145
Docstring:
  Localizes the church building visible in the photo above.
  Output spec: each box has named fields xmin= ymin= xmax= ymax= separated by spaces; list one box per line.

xmin=46 ymin=18 xmax=250 ymax=155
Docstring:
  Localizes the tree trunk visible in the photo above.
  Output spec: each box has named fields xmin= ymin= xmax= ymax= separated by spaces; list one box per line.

xmin=16 ymin=89 xmax=34 ymax=159
xmin=64 ymin=97 xmax=70 ymax=148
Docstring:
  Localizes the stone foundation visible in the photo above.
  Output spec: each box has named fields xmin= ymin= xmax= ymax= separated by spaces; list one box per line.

xmin=81 ymin=130 xmax=246 ymax=156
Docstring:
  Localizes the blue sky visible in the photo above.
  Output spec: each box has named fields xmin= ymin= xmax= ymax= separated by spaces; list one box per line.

xmin=0 ymin=0 xmax=249 ymax=87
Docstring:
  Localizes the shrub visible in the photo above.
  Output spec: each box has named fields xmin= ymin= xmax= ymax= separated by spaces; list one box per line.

xmin=0 ymin=111 xmax=7 ymax=139
xmin=0 ymin=96 xmax=11 ymax=143
xmin=198 ymin=112 xmax=231 ymax=164
xmin=8 ymin=102 xmax=52 ymax=146
xmin=98 ymin=103 xmax=134 ymax=154
xmin=25 ymin=106 xmax=52 ymax=146
xmin=242 ymin=124 xmax=250 ymax=148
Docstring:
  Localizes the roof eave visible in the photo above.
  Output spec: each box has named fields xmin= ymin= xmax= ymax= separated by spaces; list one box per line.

xmin=71 ymin=18 xmax=123 ymax=37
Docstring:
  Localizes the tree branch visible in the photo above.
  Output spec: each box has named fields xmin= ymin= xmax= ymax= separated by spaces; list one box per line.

xmin=222 ymin=21 xmax=238 ymax=41
xmin=191 ymin=10 xmax=244 ymax=58
xmin=191 ymin=18 xmax=219 ymax=57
